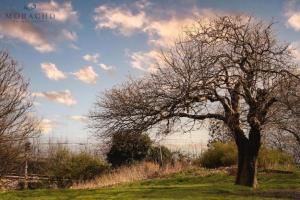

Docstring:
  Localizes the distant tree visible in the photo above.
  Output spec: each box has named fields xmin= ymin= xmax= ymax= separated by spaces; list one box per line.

xmin=0 ymin=51 xmax=39 ymax=176
xmin=90 ymin=16 xmax=300 ymax=187
xmin=106 ymin=132 xmax=152 ymax=167
xmin=147 ymin=145 xmax=172 ymax=166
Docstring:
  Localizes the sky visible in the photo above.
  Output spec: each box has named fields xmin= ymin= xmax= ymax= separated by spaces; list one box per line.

xmin=1 ymin=0 xmax=300 ymax=148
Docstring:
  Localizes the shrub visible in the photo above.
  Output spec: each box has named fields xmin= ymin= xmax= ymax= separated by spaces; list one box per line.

xmin=47 ymin=147 xmax=72 ymax=180
xmin=196 ymin=141 xmax=293 ymax=169
xmin=46 ymin=147 xmax=108 ymax=186
xmin=107 ymin=132 xmax=152 ymax=167
xmin=197 ymin=141 xmax=237 ymax=168
xmin=70 ymin=152 xmax=108 ymax=181
xmin=147 ymin=145 xmax=173 ymax=166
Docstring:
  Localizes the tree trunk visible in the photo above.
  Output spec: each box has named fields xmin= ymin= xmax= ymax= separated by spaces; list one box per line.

xmin=234 ymin=127 xmax=261 ymax=188
xmin=235 ymin=143 xmax=258 ymax=187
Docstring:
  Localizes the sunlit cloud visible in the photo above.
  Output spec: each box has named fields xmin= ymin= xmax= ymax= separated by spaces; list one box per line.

xmin=144 ymin=17 xmax=197 ymax=47
xmin=83 ymin=53 xmax=100 ymax=63
xmin=93 ymin=3 xmax=215 ymax=48
xmin=285 ymin=1 xmax=300 ymax=31
xmin=129 ymin=50 xmax=161 ymax=72
xmin=41 ymin=62 xmax=67 ymax=80
xmin=93 ymin=3 xmax=218 ymax=72
xmin=73 ymin=66 xmax=98 ymax=84
xmin=0 ymin=20 xmax=55 ymax=53
xmin=35 ymin=1 xmax=79 ymax=24
xmin=68 ymin=115 xmax=88 ymax=123
xmin=0 ymin=1 xmax=79 ymax=53
xmin=94 ymin=5 xmax=146 ymax=36
xmin=286 ymin=12 xmax=300 ymax=31
xmin=38 ymin=118 xmax=57 ymax=134
xmin=32 ymin=90 xmax=76 ymax=106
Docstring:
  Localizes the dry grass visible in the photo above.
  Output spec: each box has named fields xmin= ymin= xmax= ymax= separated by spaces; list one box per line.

xmin=72 ymin=162 xmax=189 ymax=189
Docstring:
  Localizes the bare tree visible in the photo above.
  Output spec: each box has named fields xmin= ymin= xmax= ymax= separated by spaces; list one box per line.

xmin=276 ymin=79 xmax=300 ymax=145
xmin=264 ymin=78 xmax=300 ymax=161
xmin=0 ymin=51 xmax=39 ymax=176
xmin=89 ymin=16 xmax=299 ymax=187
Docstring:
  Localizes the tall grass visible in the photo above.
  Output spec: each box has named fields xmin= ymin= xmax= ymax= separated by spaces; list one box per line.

xmin=72 ymin=162 xmax=188 ymax=189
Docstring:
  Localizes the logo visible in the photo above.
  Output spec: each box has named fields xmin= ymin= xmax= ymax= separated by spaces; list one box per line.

xmin=0 ymin=2 xmax=56 ymax=23
xmin=24 ymin=3 xmax=36 ymax=11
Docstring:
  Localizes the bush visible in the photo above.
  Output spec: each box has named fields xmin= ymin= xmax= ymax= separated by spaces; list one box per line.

xmin=46 ymin=147 xmax=108 ymax=185
xmin=107 ymin=132 xmax=152 ymax=167
xmin=70 ymin=152 xmax=108 ymax=181
xmin=196 ymin=141 xmax=293 ymax=169
xmin=47 ymin=147 xmax=72 ymax=180
xmin=147 ymin=145 xmax=173 ymax=166
xmin=197 ymin=142 xmax=237 ymax=168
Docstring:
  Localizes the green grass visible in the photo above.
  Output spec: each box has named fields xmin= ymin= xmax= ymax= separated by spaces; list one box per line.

xmin=1 ymin=169 xmax=299 ymax=200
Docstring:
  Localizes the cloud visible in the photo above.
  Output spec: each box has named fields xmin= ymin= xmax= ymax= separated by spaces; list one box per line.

xmin=93 ymin=3 xmax=217 ymax=72
xmin=99 ymin=63 xmax=112 ymax=70
xmin=129 ymin=50 xmax=161 ymax=72
xmin=99 ymin=63 xmax=116 ymax=76
xmin=41 ymin=62 xmax=67 ymax=80
xmin=285 ymin=1 xmax=300 ymax=31
xmin=32 ymin=90 xmax=76 ymax=106
xmin=69 ymin=43 xmax=80 ymax=50
xmin=94 ymin=5 xmax=146 ymax=36
xmin=0 ymin=20 xmax=55 ymax=53
xmin=73 ymin=66 xmax=98 ymax=84
xmin=62 ymin=29 xmax=77 ymax=41
xmin=83 ymin=53 xmax=100 ymax=63
xmin=144 ymin=17 xmax=197 ymax=47
xmin=68 ymin=115 xmax=88 ymax=123
xmin=39 ymin=119 xmax=57 ymax=134
xmin=0 ymin=1 xmax=79 ymax=53
xmin=93 ymin=3 xmax=214 ymax=47
xmin=35 ymin=1 xmax=78 ymax=23
xmin=286 ymin=13 xmax=300 ymax=31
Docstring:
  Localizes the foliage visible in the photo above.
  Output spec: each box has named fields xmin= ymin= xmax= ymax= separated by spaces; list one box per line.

xmin=196 ymin=142 xmax=237 ymax=168
xmin=196 ymin=142 xmax=293 ymax=169
xmin=46 ymin=147 xmax=108 ymax=184
xmin=70 ymin=152 xmax=108 ymax=181
xmin=106 ymin=133 xmax=152 ymax=167
xmin=146 ymin=145 xmax=173 ymax=166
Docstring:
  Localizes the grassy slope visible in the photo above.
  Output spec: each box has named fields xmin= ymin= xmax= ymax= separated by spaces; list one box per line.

xmin=0 ymin=169 xmax=299 ymax=200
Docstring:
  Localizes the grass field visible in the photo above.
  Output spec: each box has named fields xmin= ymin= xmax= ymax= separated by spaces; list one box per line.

xmin=1 ymin=169 xmax=299 ymax=200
